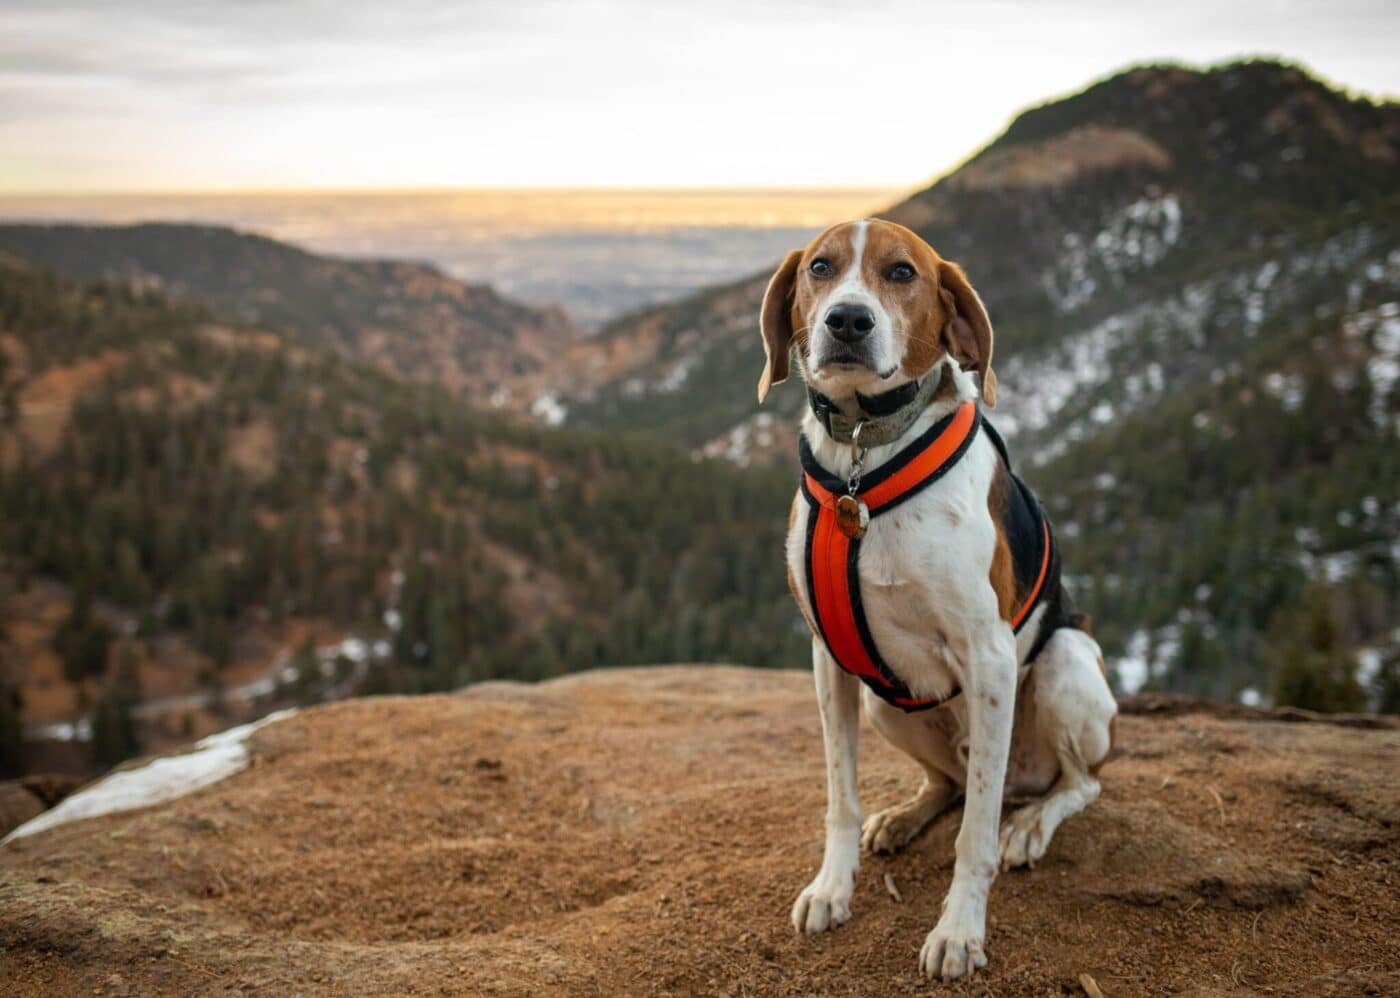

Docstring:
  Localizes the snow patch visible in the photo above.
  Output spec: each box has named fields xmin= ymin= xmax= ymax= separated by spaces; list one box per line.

xmin=1042 ymin=193 xmax=1181 ymax=312
xmin=1114 ymin=647 xmax=1149 ymax=695
xmin=702 ymin=411 xmax=778 ymax=466
xmin=1357 ymin=648 xmax=1382 ymax=690
xmin=657 ymin=356 xmax=697 ymax=393
xmin=3 ymin=709 xmax=297 ymax=844
xmin=1344 ymin=300 xmax=1399 ymax=431
xmin=29 ymin=718 xmax=92 ymax=743
xmin=1356 ymin=628 xmax=1400 ymax=711
xmin=1238 ymin=687 xmax=1265 ymax=708
xmin=1110 ymin=627 xmax=1183 ymax=695
xmin=530 ymin=393 xmax=567 ymax=427
xmin=1261 ymin=371 xmax=1304 ymax=412
xmin=1319 ymin=550 xmax=1360 ymax=584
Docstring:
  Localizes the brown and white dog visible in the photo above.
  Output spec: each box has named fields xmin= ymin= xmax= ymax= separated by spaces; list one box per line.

xmin=759 ymin=219 xmax=1117 ymax=981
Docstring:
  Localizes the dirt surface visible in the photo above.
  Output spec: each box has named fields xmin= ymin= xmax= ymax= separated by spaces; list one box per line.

xmin=1 ymin=666 xmax=1397 ymax=996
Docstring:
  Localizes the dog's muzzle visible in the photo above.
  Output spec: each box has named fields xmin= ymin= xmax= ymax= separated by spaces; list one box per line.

xmin=824 ymin=303 xmax=875 ymax=343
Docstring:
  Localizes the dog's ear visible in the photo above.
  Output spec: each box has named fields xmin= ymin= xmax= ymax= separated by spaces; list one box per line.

xmin=758 ymin=249 xmax=803 ymax=403
xmin=938 ymin=260 xmax=997 ymax=407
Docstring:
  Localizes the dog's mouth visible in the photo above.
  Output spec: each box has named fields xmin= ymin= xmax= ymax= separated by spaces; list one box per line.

xmin=817 ymin=349 xmax=879 ymax=370
xmin=822 ymin=353 xmax=869 ymax=367
xmin=815 ymin=352 xmax=898 ymax=380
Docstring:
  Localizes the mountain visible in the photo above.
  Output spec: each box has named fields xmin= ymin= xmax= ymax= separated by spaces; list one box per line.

xmin=3 ymin=668 xmax=1398 ymax=994
xmin=557 ymin=60 xmax=1398 ymax=452
xmin=546 ymin=59 xmax=1400 ymax=703
xmin=0 ymin=223 xmax=580 ymax=397
xmin=0 ymin=260 xmax=803 ymax=776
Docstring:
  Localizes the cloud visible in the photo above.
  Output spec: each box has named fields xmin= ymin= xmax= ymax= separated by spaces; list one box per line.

xmin=2 ymin=0 xmax=1397 ymax=190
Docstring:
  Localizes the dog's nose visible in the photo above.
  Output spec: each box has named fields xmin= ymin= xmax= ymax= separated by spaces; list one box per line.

xmin=824 ymin=303 xmax=876 ymax=342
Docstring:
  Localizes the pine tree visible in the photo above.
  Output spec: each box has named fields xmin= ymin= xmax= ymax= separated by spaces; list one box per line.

xmin=290 ymin=636 xmax=320 ymax=705
xmin=0 ymin=688 xmax=24 ymax=779
xmin=53 ymin=587 xmax=112 ymax=683
xmin=428 ymin=597 xmax=462 ymax=692
xmin=1272 ymin=587 xmax=1365 ymax=714
xmin=1372 ymin=650 xmax=1400 ymax=715
xmin=113 ymin=540 xmax=149 ymax=608
xmin=89 ymin=687 xmax=139 ymax=769
xmin=113 ymin=639 xmax=143 ymax=701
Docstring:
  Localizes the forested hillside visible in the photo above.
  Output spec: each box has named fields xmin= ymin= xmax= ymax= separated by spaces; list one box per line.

xmin=0 ymin=261 xmax=803 ymax=775
xmin=0 ymin=223 xmax=579 ymax=399
xmin=1035 ymin=299 xmax=1398 ymax=706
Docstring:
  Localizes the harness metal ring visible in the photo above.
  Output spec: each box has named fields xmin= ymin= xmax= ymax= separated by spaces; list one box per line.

xmin=847 ymin=419 xmax=868 ymax=496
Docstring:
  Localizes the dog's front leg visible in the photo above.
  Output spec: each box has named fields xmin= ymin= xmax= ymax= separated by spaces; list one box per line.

xmin=791 ymin=638 xmax=862 ymax=934
xmin=920 ymin=624 xmax=1017 ymax=981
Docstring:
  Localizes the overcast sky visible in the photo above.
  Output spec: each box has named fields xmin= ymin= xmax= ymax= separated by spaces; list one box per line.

xmin=2 ymin=0 xmax=1396 ymax=192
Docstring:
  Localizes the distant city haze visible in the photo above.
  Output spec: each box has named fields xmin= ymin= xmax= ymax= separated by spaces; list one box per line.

xmin=0 ymin=188 xmax=893 ymax=325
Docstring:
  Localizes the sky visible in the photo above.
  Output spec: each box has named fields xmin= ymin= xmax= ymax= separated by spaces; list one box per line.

xmin=2 ymin=0 xmax=1397 ymax=193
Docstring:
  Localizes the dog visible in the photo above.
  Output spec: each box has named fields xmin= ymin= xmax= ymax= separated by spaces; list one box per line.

xmin=758 ymin=219 xmax=1118 ymax=982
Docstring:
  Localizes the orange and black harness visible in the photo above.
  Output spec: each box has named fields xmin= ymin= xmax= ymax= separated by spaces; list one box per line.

xmin=798 ymin=399 xmax=1065 ymax=712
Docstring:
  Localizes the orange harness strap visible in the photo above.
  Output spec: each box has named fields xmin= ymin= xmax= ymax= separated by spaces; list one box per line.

xmin=799 ymin=401 xmax=1053 ymax=712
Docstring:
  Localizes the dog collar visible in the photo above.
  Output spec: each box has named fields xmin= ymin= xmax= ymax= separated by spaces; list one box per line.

xmin=806 ymin=373 xmax=944 ymax=446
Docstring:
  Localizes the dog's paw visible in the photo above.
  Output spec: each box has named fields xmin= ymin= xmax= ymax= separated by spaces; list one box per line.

xmin=999 ymin=801 xmax=1050 ymax=870
xmin=860 ymin=804 xmax=923 ymax=854
xmin=919 ymin=922 xmax=988 ymax=981
xmin=791 ymin=873 xmax=854 ymax=934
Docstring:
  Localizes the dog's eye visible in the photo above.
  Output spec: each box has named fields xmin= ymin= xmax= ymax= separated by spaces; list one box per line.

xmin=887 ymin=262 xmax=916 ymax=282
xmin=809 ymin=259 xmax=834 ymax=279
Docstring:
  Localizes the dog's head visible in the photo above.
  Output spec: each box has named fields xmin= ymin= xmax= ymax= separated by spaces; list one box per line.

xmin=757 ymin=219 xmax=997 ymax=407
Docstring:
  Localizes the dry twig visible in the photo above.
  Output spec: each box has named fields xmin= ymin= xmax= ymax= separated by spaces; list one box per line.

xmin=1206 ymin=784 xmax=1227 ymax=825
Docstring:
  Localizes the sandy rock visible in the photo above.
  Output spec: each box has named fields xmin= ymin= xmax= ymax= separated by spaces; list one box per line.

xmin=20 ymin=773 xmax=84 ymax=808
xmin=1 ymin=665 xmax=1397 ymax=996
xmin=1063 ymin=798 xmax=1311 ymax=908
xmin=0 ymin=782 xmax=44 ymax=837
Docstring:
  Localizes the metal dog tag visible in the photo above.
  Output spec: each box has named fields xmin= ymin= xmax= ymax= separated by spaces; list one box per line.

xmin=835 ymin=494 xmax=869 ymax=539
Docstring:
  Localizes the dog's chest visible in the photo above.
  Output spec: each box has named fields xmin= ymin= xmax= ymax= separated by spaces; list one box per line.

xmin=788 ymin=438 xmax=999 ymax=699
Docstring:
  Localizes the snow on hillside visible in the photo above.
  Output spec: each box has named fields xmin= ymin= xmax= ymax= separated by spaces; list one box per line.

xmin=996 ymin=225 xmax=1395 ymax=460
xmin=1043 ymin=193 xmax=1182 ymax=312
xmin=1345 ymin=299 xmax=1400 ymax=431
